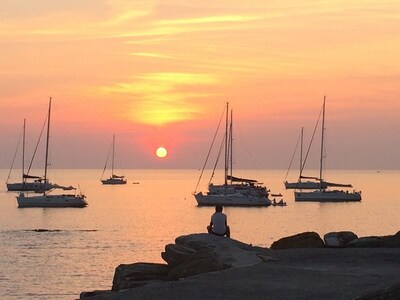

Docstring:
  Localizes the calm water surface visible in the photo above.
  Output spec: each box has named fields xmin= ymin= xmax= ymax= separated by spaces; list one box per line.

xmin=1 ymin=169 xmax=399 ymax=299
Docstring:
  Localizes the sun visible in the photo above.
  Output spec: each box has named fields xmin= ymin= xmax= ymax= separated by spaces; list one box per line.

xmin=156 ymin=146 xmax=168 ymax=158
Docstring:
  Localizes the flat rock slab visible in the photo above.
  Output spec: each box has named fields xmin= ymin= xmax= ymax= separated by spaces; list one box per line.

xmin=89 ymin=248 xmax=400 ymax=300
xmin=175 ymin=233 xmax=264 ymax=252
xmin=175 ymin=233 xmax=268 ymax=268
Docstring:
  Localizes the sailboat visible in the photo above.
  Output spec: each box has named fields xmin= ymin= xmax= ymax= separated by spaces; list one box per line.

xmin=194 ymin=103 xmax=272 ymax=206
xmin=285 ymin=125 xmax=353 ymax=190
xmin=284 ymin=127 xmax=325 ymax=190
xmin=294 ymin=97 xmax=361 ymax=202
xmin=284 ymin=127 xmax=332 ymax=190
xmin=6 ymin=119 xmax=54 ymax=192
xmin=16 ymin=98 xmax=88 ymax=208
xmin=101 ymin=135 xmax=127 ymax=185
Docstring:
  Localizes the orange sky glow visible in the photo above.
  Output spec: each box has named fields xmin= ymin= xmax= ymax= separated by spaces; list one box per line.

xmin=0 ymin=0 xmax=399 ymax=170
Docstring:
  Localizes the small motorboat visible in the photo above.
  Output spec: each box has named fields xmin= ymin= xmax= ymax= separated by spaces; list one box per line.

xmin=272 ymin=198 xmax=287 ymax=207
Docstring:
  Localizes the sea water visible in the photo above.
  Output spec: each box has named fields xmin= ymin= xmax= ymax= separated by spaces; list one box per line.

xmin=1 ymin=169 xmax=399 ymax=299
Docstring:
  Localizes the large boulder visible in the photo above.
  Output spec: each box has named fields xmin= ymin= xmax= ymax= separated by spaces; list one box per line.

xmin=324 ymin=231 xmax=358 ymax=248
xmin=161 ymin=243 xmax=197 ymax=267
xmin=348 ymin=232 xmax=400 ymax=248
xmin=271 ymin=232 xmax=325 ymax=250
xmin=176 ymin=233 xmax=261 ymax=252
xmin=110 ymin=234 xmax=269 ymax=291
xmin=112 ymin=262 xmax=169 ymax=291
xmin=347 ymin=237 xmax=385 ymax=248
xmin=167 ymin=248 xmax=223 ymax=280
xmin=175 ymin=233 xmax=267 ymax=268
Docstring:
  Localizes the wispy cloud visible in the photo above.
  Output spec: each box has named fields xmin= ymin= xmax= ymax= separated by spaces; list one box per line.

xmin=99 ymin=72 xmax=220 ymax=125
xmin=131 ymin=52 xmax=172 ymax=59
xmin=157 ymin=14 xmax=263 ymax=25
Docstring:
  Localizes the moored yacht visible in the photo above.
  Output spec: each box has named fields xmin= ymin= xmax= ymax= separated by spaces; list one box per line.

xmin=194 ymin=103 xmax=272 ymax=207
xmin=101 ymin=135 xmax=127 ymax=185
xmin=16 ymin=98 xmax=87 ymax=208
xmin=294 ymin=97 xmax=361 ymax=202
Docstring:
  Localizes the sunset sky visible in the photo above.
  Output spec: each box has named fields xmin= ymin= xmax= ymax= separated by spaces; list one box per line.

xmin=0 ymin=0 xmax=399 ymax=170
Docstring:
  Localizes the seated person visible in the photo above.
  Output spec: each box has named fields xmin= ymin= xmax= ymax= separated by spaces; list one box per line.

xmin=207 ymin=205 xmax=230 ymax=238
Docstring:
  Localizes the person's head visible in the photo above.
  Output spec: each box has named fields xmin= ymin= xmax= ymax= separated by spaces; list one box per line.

xmin=215 ymin=205 xmax=223 ymax=213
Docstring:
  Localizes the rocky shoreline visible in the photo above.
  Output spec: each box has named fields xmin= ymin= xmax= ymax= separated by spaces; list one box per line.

xmin=80 ymin=231 xmax=400 ymax=299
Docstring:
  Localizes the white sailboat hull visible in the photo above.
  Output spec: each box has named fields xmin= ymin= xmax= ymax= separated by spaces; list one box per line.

xmin=294 ymin=190 xmax=361 ymax=202
xmin=195 ymin=192 xmax=271 ymax=207
xmin=17 ymin=193 xmax=88 ymax=208
xmin=101 ymin=178 xmax=127 ymax=185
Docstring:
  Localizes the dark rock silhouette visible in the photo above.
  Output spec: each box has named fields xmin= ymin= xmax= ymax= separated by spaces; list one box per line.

xmin=81 ymin=231 xmax=400 ymax=299
xmin=324 ymin=231 xmax=358 ymax=247
xmin=348 ymin=231 xmax=400 ymax=248
xmin=112 ymin=263 xmax=169 ymax=291
xmin=271 ymin=231 xmax=325 ymax=249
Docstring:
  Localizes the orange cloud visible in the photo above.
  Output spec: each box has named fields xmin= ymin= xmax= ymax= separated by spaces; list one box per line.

xmin=98 ymin=72 xmax=220 ymax=125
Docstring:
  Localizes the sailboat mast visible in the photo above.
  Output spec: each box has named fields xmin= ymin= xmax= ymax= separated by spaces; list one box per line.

xmin=224 ymin=102 xmax=229 ymax=186
xmin=319 ymin=96 xmax=326 ymax=188
xmin=22 ymin=119 xmax=26 ymax=181
xmin=299 ymin=126 xmax=303 ymax=180
xmin=229 ymin=109 xmax=233 ymax=183
xmin=43 ymin=98 xmax=52 ymax=194
xmin=112 ymin=134 xmax=115 ymax=176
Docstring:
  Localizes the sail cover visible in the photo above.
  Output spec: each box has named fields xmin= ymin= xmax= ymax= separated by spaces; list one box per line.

xmin=300 ymin=175 xmax=320 ymax=181
xmin=227 ymin=175 xmax=258 ymax=183
xmin=23 ymin=174 xmax=43 ymax=179
xmin=325 ymin=182 xmax=353 ymax=188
